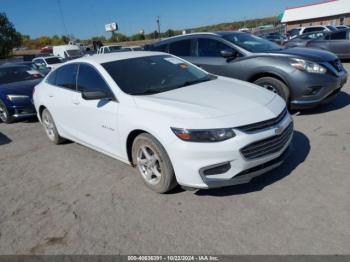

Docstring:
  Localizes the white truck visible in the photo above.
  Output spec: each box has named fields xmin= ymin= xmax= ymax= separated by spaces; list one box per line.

xmin=97 ymin=45 xmax=122 ymax=54
xmin=53 ymin=45 xmax=82 ymax=60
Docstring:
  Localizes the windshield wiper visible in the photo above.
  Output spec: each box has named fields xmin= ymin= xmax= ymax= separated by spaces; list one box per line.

xmin=180 ymin=76 xmax=216 ymax=88
xmin=132 ymin=89 xmax=162 ymax=95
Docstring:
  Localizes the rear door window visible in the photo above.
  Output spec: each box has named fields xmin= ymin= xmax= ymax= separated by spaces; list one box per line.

xmin=168 ymin=40 xmax=193 ymax=56
xmin=329 ymin=31 xmax=347 ymax=40
xmin=304 ymin=27 xmax=325 ymax=33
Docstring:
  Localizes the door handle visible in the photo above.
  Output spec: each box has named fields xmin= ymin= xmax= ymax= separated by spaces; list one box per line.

xmin=48 ymin=94 xmax=54 ymax=98
xmin=72 ymin=101 xmax=80 ymax=105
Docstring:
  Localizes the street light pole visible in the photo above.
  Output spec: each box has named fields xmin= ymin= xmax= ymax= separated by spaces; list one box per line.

xmin=157 ymin=16 xmax=161 ymax=38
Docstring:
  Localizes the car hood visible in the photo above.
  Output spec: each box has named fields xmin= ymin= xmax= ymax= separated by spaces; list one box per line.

xmin=268 ymin=47 xmax=337 ymax=62
xmin=133 ymin=77 xmax=278 ymax=121
xmin=0 ymin=79 xmax=42 ymax=97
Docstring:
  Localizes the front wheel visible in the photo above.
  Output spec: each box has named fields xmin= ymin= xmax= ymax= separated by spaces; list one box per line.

xmin=132 ymin=133 xmax=177 ymax=193
xmin=254 ymin=77 xmax=290 ymax=102
xmin=41 ymin=109 xmax=65 ymax=144
xmin=0 ymin=99 xmax=14 ymax=124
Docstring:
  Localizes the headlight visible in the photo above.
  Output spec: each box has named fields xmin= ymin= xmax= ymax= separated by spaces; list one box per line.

xmin=290 ymin=58 xmax=326 ymax=74
xmin=6 ymin=95 xmax=30 ymax=101
xmin=171 ymin=127 xmax=236 ymax=142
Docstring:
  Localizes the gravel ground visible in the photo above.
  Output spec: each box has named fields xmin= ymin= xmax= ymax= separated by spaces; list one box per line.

xmin=0 ymin=63 xmax=349 ymax=255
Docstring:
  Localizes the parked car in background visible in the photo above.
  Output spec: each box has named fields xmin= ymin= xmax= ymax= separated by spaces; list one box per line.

xmin=33 ymin=52 xmax=293 ymax=193
xmin=10 ymin=61 xmax=51 ymax=76
xmin=68 ymin=41 xmax=91 ymax=52
xmin=0 ymin=65 xmax=43 ymax=123
xmin=286 ymin=31 xmax=327 ymax=48
xmin=336 ymin=25 xmax=349 ymax=30
xmin=305 ymin=29 xmax=350 ymax=59
xmin=33 ymin=56 xmax=64 ymax=70
xmin=40 ymin=46 xmax=53 ymax=54
xmin=261 ymin=32 xmax=287 ymax=46
xmin=97 ymin=45 xmax=122 ymax=54
xmin=53 ymin=45 xmax=82 ymax=60
xmin=121 ymin=46 xmax=143 ymax=51
xmin=288 ymin=25 xmax=334 ymax=39
xmin=146 ymin=32 xmax=348 ymax=109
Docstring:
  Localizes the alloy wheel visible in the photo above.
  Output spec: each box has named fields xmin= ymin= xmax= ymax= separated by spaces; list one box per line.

xmin=0 ymin=104 xmax=8 ymax=122
xmin=42 ymin=111 xmax=55 ymax=141
xmin=137 ymin=145 xmax=162 ymax=185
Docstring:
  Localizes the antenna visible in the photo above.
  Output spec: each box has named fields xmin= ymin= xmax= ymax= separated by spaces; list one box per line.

xmin=57 ymin=0 xmax=68 ymax=36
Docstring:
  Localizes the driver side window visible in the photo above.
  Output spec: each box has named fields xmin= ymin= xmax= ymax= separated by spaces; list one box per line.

xmin=197 ymin=38 xmax=234 ymax=57
xmin=77 ymin=64 xmax=111 ymax=93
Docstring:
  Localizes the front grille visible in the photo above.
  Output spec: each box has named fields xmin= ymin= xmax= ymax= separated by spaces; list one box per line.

xmin=330 ymin=59 xmax=343 ymax=72
xmin=237 ymin=108 xmax=288 ymax=133
xmin=240 ymin=123 xmax=294 ymax=160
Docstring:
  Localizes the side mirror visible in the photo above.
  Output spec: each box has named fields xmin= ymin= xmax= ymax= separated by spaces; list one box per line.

xmin=220 ymin=50 xmax=235 ymax=58
xmin=81 ymin=90 xmax=112 ymax=100
xmin=221 ymin=50 xmax=239 ymax=62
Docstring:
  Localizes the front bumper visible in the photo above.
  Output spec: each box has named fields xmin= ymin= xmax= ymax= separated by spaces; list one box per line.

xmin=290 ymin=67 xmax=348 ymax=110
xmin=8 ymin=100 xmax=36 ymax=119
xmin=167 ymin=112 xmax=294 ymax=189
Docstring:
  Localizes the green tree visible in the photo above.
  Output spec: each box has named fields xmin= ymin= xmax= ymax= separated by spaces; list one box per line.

xmin=110 ymin=33 xmax=129 ymax=42
xmin=0 ymin=12 xmax=21 ymax=57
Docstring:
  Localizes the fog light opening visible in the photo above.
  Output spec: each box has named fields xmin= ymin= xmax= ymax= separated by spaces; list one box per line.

xmin=202 ymin=162 xmax=231 ymax=176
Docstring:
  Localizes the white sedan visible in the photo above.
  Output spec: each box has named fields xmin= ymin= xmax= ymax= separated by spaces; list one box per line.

xmin=32 ymin=56 xmax=64 ymax=70
xmin=33 ymin=52 xmax=293 ymax=193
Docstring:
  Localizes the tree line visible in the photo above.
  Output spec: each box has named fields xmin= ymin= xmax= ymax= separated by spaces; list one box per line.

xmin=1 ymin=11 xmax=278 ymax=58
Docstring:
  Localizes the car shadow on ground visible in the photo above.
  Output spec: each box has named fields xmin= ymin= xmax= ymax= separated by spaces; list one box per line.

xmin=291 ymin=91 xmax=350 ymax=116
xmin=191 ymin=131 xmax=310 ymax=197
xmin=0 ymin=132 xmax=12 ymax=146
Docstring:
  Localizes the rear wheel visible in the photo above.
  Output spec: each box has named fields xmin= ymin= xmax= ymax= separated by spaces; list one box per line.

xmin=254 ymin=77 xmax=290 ymax=102
xmin=0 ymin=99 xmax=14 ymax=124
xmin=132 ymin=133 xmax=177 ymax=193
xmin=41 ymin=109 xmax=65 ymax=144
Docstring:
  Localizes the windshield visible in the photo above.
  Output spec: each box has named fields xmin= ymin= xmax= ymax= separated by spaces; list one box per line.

xmin=109 ymin=46 xmax=122 ymax=51
xmin=45 ymin=57 xmax=63 ymax=64
xmin=66 ymin=49 xmax=81 ymax=57
xmin=102 ymin=55 xmax=214 ymax=95
xmin=0 ymin=66 xmax=43 ymax=84
xmin=222 ymin=33 xmax=282 ymax=53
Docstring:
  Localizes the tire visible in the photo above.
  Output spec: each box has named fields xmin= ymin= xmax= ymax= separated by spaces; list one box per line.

xmin=132 ymin=133 xmax=177 ymax=193
xmin=41 ymin=109 xmax=65 ymax=144
xmin=0 ymin=99 xmax=14 ymax=124
xmin=254 ymin=77 xmax=290 ymax=102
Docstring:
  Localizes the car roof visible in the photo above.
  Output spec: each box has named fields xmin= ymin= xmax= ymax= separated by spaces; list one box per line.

xmin=70 ymin=51 xmax=167 ymax=64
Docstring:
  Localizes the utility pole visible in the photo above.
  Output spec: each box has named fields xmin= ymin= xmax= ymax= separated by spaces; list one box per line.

xmin=156 ymin=16 xmax=161 ymax=38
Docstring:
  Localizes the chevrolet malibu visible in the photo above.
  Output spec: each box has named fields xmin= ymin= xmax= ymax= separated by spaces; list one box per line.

xmin=33 ymin=52 xmax=294 ymax=193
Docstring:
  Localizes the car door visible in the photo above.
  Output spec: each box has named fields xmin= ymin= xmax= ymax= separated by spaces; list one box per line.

xmin=189 ymin=37 xmax=244 ymax=79
xmin=326 ymin=31 xmax=350 ymax=58
xmin=45 ymin=63 xmax=79 ymax=138
xmin=73 ymin=63 xmax=120 ymax=157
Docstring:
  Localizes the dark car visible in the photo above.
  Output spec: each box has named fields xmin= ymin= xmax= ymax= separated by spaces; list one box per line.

xmin=145 ymin=32 xmax=348 ymax=109
xmin=0 ymin=65 xmax=43 ymax=123
xmin=305 ymin=29 xmax=350 ymax=59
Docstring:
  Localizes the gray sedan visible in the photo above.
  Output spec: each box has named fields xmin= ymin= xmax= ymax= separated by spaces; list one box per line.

xmin=288 ymin=30 xmax=350 ymax=59
xmin=145 ymin=32 xmax=348 ymax=109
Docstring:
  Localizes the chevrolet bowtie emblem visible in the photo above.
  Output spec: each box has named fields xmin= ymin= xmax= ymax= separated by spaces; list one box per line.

xmin=275 ymin=126 xmax=284 ymax=135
